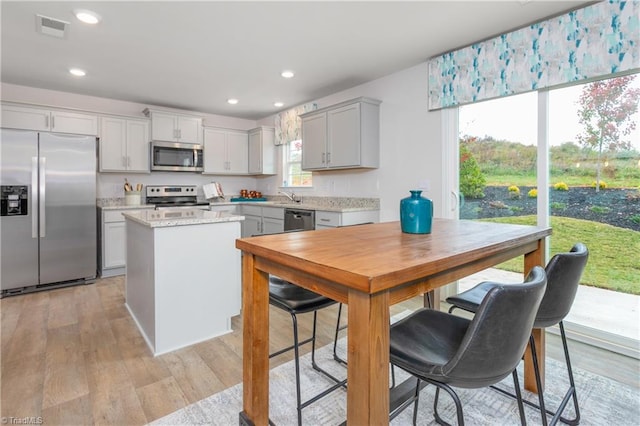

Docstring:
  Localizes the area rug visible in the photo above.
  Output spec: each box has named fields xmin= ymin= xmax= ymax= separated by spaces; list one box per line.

xmin=151 ymin=324 xmax=639 ymax=425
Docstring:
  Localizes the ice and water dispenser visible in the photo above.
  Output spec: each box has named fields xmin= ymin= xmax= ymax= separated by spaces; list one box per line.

xmin=1 ymin=185 xmax=28 ymax=216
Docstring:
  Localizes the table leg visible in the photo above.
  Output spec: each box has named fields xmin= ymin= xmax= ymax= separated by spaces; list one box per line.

xmin=524 ymin=239 xmax=546 ymax=393
xmin=347 ymin=290 xmax=390 ymax=425
xmin=423 ymin=288 xmax=440 ymax=310
xmin=241 ymin=254 xmax=270 ymax=426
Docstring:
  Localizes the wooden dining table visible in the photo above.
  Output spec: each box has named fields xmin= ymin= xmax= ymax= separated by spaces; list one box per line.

xmin=236 ymin=218 xmax=551 ymax=425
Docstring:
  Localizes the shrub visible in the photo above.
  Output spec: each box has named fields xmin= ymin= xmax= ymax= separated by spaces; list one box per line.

xmin=507 ymin=185 xmax=520 ymax=199
xmin=631 ymin=215 xmax=640 ymax=225
xmin=553 ymin=182 xmax=569 ymax=191
xmin=550 ymin=202 xmax=567 ymax=210
xmin=459 ymin=144 xmax=486 ymax=198
xmin=591 ymin=180 xmax=608 ymax=189
xmin=528 ymin=188 xmax=538 ymax=198
xmin=589 ymin=205 xmax=610 ymax=214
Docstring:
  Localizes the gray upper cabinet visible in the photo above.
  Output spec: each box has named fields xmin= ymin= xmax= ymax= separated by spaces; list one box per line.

xmin=143 ymin=108 xmax=203 ymax=144
xmin=248 ymin=126 xmax=275 ymax=175
xmin=203 ymin=127 xmax=248 ymax=174
xmin=1 ymin=103 xmax=98 ymax=136
xmin=99 ymin=115 xmax=150 ymax=172
xmin=300 ymin=97 xmax=381 ymax=170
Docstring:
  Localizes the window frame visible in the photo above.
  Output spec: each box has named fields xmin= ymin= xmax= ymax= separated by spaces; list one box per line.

xmin=282 ymin=139 xmax=312 ymax=188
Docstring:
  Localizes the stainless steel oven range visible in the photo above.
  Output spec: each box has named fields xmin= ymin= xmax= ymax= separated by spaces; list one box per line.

xmin=146 ymin=185 xmax=210 ymax=210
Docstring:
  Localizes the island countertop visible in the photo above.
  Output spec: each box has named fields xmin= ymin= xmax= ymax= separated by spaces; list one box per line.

xmin=122 ymin=208 xmax=244 ymax=228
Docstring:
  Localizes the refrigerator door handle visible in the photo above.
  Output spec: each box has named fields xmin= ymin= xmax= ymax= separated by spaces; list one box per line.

xmin=39 ymin=157 xmax=46 ymax=238
xmin=31 ymin=157 xmax=39 ymax=238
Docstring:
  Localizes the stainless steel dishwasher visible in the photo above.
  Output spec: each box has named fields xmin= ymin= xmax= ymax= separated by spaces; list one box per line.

xmin=284 ymin=208 xmax=315 ymax=231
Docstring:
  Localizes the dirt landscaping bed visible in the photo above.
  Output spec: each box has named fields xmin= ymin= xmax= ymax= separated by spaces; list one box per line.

xmin=460 ymin=186 xmax=640 ymax=232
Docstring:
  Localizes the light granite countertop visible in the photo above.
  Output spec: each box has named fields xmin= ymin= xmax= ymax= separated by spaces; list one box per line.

xmin=122 ymin=209 xmax=245 ymax=228
xmin=98 ymin=196 xmax=380 ymax=213
xmin=209 ymin=200 xmax=379 ymax=212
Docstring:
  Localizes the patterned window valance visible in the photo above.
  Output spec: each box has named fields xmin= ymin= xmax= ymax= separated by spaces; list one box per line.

xmin=274 ymin=102 xmax=318 ymax=145
xmin=428 ymin=0 xmax=640 ymax=110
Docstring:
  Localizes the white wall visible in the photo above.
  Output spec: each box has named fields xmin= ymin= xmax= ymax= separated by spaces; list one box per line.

xmin=257 ymin=63 xmax=445 ymax=222
xmin=2 ymin=63 xmax=447 ymax=219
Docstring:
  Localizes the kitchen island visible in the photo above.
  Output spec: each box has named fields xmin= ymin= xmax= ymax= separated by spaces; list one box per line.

xmin=122 ymin=208 xmax=244 ymax=356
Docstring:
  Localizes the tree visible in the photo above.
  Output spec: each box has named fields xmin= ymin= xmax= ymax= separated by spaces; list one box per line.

xmin=459 ymin=136 xmax=486 ymax=198
xmin=576 ymin=75 xmax=640 ymax=191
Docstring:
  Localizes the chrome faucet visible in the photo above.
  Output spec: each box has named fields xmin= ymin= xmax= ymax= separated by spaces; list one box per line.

xmin=279 ymin=190 xmax=300 ymax=203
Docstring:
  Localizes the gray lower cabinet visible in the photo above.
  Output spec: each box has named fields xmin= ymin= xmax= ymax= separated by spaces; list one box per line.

xmin=98 ymin=206 xmax=154 ymax=277
xmin=315 ymin=209 xmax=380 ymax=229
xmin=241 ymin=205 xmax=284 ymax=237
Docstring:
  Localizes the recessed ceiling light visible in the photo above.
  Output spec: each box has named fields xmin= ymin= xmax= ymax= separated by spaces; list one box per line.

xmin=69 ymin=68 xmax=86 ymax=77
xmin=274 ymin=102 xmax=284 ymax=108
xmin=74 ymin=9 xmax=101 ymax=24
xmin=227 ymin=98 xmax=239 ymax=105
xmin=281 ymin=70 xmax=294 ymax=79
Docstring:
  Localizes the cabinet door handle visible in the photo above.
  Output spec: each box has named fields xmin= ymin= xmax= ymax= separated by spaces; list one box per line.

xmin=51 ymin=116 xmax=55 ymax=129
xmin=326 ymin=152 xmax=331 ymax=164
xmin=322 ymin=152 xmax=326 ymax=164
xmin=122 ymin=156 xmax=126 ymax=167
xmin=177 ymin=129 xmax=182 ymax=139
xmin=320 ymin=218 xmax=330 ymax=222
xmin=31 ymin=157 xmax=38 ymax=238
xmin=45 ymin=115 xmax=49 ymax=129
xmin=39 ymin=157 xmax=46 ymax=238
xmin=127 ymin=156 xmax=131 ymax=167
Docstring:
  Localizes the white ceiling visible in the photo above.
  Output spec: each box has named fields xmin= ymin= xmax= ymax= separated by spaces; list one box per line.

xmin=1 ymin=1 xmax=591 ymax=120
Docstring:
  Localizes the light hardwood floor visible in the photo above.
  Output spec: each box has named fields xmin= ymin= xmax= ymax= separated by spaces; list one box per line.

xmin=1 ymin=277 xmax=637 ymax=425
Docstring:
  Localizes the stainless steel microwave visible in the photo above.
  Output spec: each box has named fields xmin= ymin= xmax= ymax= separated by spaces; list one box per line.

xmin=151 ymin=141 xmax=203 ymax=172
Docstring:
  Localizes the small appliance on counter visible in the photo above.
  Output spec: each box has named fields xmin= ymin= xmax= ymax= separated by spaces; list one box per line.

xmin=203 ymin=182 xmax=225 ymax=200
xmin=146 ymin=185 xmax=210 ymax=210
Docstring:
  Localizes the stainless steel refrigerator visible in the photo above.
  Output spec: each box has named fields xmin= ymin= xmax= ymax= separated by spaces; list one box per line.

xmin=1 ymin=129 xmax=97 ymax=297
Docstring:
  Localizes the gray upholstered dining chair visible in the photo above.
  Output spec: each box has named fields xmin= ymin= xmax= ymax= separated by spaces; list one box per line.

xmin=446 ymin=243 xmax=588 ymax=426
xmin=389 ymin=266 xmax=547 ymax=425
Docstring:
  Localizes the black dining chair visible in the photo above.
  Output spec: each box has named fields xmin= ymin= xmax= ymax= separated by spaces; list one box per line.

xmin=389 ymin=266 xmax=547 ymax=426
xmin=268 ymin=275 xmax=347 ymax=426
xmin=446 ymin=243 xmax=589 ymax=426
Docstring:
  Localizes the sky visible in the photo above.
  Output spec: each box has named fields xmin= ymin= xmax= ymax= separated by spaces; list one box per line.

xmin=459 ymin=76 xmax=640 ymax=150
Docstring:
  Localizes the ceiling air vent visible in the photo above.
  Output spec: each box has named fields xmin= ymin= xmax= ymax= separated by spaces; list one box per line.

xmin=35 ymin=14 xmax=69 ymax=38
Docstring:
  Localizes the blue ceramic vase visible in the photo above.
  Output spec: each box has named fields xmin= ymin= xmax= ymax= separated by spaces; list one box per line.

xmin=400 ymin=190 xmax=433 ymax=234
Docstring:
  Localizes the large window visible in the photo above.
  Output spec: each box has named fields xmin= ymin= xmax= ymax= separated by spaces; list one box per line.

xmin=282 ymin=139 xmax=312 ymax=187
xmin=455 ymin=74 xmax=640 ymax=357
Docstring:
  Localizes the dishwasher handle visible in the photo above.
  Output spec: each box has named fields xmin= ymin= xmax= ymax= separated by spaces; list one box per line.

xmin=287 ymin=209 xmax=312 ymax=217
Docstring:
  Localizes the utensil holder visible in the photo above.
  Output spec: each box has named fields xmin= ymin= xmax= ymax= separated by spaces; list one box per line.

xmin=125 ymin=191 xmax=141 ymax=206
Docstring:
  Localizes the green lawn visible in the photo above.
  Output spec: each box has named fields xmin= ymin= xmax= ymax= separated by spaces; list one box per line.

xmin=478 ymin=216 xmax=640 ymax=294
